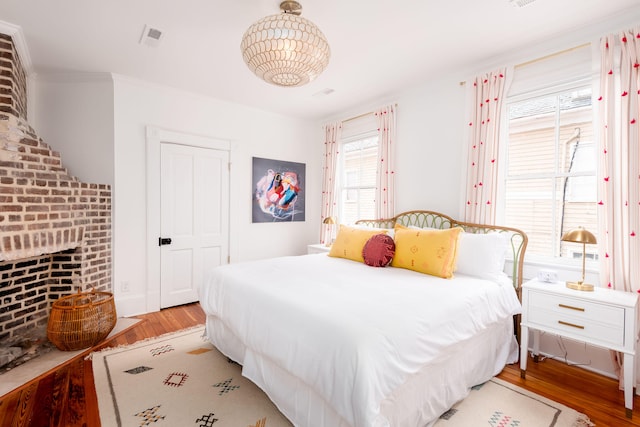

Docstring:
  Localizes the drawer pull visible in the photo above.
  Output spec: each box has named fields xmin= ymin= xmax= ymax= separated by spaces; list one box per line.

xmin=558 ymin=303 xmax=585 ymax=312
xmin=558 ymin=320 xmax=584 ymax=329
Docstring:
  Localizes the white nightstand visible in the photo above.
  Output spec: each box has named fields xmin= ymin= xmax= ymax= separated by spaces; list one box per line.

xmin=307 ymin=244 xmax=331 ymax=254
xmin=520 ymin=279 xmax=638 ymax=418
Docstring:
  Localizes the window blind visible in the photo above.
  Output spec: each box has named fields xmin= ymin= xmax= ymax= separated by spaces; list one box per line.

xmin=341 ymin=112 xmax=377 ymax=141
xmin=508 ymin=44 xmax=592 ymax=97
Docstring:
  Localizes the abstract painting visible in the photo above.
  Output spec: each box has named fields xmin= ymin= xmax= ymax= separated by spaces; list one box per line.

xmin=252 ymin=157 xmax=305 ymax=222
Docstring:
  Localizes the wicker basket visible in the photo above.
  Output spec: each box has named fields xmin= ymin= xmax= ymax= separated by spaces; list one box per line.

xmin=47 ymin=289 xmax=117 ymax=351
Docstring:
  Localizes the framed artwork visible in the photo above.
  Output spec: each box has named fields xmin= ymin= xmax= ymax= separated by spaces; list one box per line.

xmin=252 ymin=157 xmax=306 ymax=223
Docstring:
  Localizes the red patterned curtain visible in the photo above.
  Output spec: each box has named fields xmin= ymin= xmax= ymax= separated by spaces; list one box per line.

xmin=597 ymin=28 xmax=640 ymax=294
xmin=464 ymin=69 xmax=508 ymax=224
xmin=320 ymin=122 xmax=341 ymax=244
xmin=597 ymin=27 xmax=640 ymax=391
xmin=375 ymin=105 xmax=396 ymax=219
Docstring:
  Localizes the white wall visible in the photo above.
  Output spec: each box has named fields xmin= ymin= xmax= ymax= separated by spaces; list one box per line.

xmin=31 ymin=73 xmax=114 ymax=185
xmin=111 ymin=76 xmax=321 ymax=316
xmin=394 ymin=75 xmax=467 ymax=217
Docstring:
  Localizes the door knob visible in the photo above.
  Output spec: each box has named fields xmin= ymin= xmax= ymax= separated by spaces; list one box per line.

xmin=159 ymin=237 xmax=172 ymax=246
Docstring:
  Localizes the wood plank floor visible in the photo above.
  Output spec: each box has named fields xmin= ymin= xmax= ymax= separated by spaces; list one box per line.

xmin=0 ymin=302 xmax=636 ymax=426
xmin=500 ymin=356 xmax=640 ymax=426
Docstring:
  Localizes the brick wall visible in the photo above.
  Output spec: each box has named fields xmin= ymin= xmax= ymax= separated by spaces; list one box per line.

xmin=0 ymin=34 xmax=112 ymax=343
xmin=0 ymin=33 xmax=27 ymax=120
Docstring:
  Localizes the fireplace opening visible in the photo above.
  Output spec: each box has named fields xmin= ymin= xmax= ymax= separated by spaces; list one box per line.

xmin=0 ymin=248 xmax=81 ymax=372
xmin=0 ymin=323 xmax=53 ymax=373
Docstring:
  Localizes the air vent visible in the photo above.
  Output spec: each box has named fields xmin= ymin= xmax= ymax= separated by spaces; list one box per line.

xmin=139 ymin=25 xmax=163 ymax=47
xmin=313 ymin=88 xmax=335 ymax=98
xmin=509 ymin=0 xmax=537 ymax=7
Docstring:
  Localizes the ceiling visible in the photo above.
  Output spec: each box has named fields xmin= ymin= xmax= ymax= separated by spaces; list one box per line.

xmin=1 ymin=0 xmax=639 ymax=121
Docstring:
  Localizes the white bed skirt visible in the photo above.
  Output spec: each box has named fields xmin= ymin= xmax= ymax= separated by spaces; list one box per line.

xmin=204 ymin=315 xmax=518 ymax=427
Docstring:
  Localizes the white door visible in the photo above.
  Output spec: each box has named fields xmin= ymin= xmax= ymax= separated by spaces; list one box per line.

xmin=159 ymin=142 xmax=229 ymax=308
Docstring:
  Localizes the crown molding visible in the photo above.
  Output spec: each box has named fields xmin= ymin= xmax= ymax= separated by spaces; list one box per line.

xmin=0 ymin=20 xmax=33 ymax=75
xmin=32 ymin=71 xmax=113 ymax=84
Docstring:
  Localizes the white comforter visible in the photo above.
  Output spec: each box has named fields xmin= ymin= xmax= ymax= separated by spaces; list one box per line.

xmin=199 ymin=254 xmax=521 ymax=427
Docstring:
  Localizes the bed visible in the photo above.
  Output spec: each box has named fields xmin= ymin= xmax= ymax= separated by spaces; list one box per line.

xmin=199 ymin=210 xmax=528 ymax=427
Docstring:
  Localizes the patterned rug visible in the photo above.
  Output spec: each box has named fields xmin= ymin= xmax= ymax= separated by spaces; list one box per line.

xmin=91 ymin=326 xmax=292 ymax=427
xmin=92 ymin=326 xmax=594 ymax=427
xmin=434 ymin=378 xmax=594 ymax=427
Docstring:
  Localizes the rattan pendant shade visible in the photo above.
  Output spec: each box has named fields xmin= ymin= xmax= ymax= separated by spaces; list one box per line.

xmin=240 ymin=1 xmax=330 ymax=87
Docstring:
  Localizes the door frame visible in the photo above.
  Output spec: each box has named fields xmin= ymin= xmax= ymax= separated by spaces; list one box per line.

xmin=146 ymin=126 xmax=231 ymax=313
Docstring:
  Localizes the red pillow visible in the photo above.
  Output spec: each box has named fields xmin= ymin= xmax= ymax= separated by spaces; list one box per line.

xmin=362 ymin=234 xmax=396 ymax=267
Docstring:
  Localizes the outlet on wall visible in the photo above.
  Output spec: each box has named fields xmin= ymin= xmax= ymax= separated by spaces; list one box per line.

xmin=121 ymin=281 xmax=130 ymax=292
xmin=537 ymin=269 xmax=558 ymax=283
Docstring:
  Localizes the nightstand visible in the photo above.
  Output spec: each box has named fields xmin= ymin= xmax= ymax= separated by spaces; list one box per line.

xmin=520 ymin=279 xmax=638 ymax=418
xmin=307 ymin=244 xmax=331 ymax=254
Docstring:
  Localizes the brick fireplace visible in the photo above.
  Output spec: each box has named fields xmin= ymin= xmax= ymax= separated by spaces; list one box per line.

xmin=0 ymin=32 xmax=112 ymax=350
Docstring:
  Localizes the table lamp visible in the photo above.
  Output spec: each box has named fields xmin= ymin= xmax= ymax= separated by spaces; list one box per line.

xmin=561 ymin=227 xmax=597 ymax=291
xmin=323 ymin=216 xmax=336 ymax=246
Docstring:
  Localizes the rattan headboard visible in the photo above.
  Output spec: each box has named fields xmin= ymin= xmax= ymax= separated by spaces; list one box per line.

xmin=355 ymin=210 xmax=528 ymax=292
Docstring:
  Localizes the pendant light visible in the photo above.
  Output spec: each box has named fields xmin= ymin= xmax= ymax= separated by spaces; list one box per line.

xmin=240 ymin=1 xmax=331 ymax=87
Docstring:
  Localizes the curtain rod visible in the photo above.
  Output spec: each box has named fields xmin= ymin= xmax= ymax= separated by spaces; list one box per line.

xmin=342 ymin=103 xmax=398 ymax=124
xmin=342 ymin=111 xmax=373 ymax=123
xmin=514 ymin=42 xmax=590 ymax=69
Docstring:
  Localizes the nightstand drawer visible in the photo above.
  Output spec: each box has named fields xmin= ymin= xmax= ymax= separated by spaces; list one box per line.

xmin=527 ymin=291 xmax=625 ymax=346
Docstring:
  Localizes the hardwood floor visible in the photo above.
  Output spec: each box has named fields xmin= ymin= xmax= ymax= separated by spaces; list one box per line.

xmin=499 ymin=355 xmax=640 ymax=426
xmin=0 ymin=302 xmax=636 ymax=426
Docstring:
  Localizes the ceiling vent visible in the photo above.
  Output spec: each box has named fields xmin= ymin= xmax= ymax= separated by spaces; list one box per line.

xmin=509 ymin=0 xmax=537 ymax=7
xmin=313 ymin=88 xmax=335 ymax=98
xmin=139 ymin=25 xmax=163 ymax=47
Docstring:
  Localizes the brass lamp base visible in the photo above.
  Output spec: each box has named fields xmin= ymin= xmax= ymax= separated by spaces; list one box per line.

xmin=566 ymin=281 xmax=594 ymax=292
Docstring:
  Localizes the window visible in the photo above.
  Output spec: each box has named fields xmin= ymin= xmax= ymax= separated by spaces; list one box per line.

xmin=338 ymin=134 xmax=379 ymax=224
xmin=501 ymin=86 xmax=597 ymax=261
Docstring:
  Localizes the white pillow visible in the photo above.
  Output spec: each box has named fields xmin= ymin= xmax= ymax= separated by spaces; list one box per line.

xmin=353 ymin=223 xmax=394 ymax=238
xmin=455 ymin=232 xmax=509 ymax=281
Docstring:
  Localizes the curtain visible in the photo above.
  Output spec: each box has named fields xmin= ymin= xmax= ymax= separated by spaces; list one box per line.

xmin=375 ymin=105 xmax=396 ymax=219
xmin=464 ymin=68 xmax=508 ymax=224
xmin=320 ymin=121 xmax=341 ymax=244
xmin=597 ymin=27 xmax=640 ymax=389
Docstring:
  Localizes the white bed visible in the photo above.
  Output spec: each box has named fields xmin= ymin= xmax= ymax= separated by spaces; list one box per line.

xmin=199 ymin=210 xmax=528 ymax=427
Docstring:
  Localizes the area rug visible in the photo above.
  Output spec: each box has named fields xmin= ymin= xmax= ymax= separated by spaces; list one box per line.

xmin=434 ymin=377 xmax=594 ymax=427
xmin=92 ymin=326 xmax=594 ymax=427
xmin=91 ymin=325 xmax=292 ymax=427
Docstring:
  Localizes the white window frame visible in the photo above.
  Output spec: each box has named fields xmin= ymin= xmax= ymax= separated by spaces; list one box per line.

xmin=496 ymin=78 xmax=598 ymax=267
xmin=336 ymin=131 xmax=379 ymax=225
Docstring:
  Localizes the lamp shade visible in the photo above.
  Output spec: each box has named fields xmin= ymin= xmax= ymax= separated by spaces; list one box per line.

xmin=323 ymin=216 xmax=336 ymax=225
xmin=240 ymin=1 xmax=330 ymax=87
xmin=561 ymin=227 xmax=597 ymax=291
xmin=561 ymin=228 xmax=597 ymax=245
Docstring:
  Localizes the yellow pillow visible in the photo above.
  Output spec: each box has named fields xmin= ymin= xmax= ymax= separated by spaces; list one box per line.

xmin=328 ymin=225 xmax=387 ymax=263
xmin=391 ymin=227 xmax=463 ymax=278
